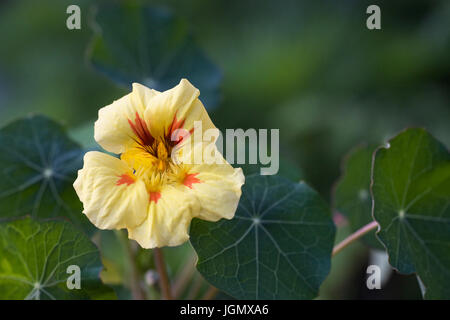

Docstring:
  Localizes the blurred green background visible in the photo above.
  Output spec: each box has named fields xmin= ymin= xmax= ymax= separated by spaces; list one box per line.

xmin=0 ymin=0 xmax=448 ymax=299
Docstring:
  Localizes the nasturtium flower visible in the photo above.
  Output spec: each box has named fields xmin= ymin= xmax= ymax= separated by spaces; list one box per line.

xmin=74 ymin=79 xmax=244 ymax=248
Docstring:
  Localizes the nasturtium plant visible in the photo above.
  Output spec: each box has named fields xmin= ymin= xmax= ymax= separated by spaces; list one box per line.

xmin=334 ymin=144 xmax=382 ymax=248
xmin=88 ymin=3 xmax=222 ymax=108
xmin=0 ymin=115 xmax=92 ymax=233
xmin=0 ymin=217 xmax=114 ymax=299
xmin=190 ymin=174 xmax=336 ymax=300
xmin=372 ymin=128 xmax=450 ymax=299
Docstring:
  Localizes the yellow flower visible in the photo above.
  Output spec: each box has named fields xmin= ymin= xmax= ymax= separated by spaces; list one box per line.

xmin=73 ymin=79 xmax=244 ymax=248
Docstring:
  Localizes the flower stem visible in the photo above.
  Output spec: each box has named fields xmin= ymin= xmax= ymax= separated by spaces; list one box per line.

xmin=332 ymin=221 xmax=379 ymax=257
xmin=153 ymin=248 xmax=173 ymax=300
xmin=117 ymin=231 xmax=146 ymax=300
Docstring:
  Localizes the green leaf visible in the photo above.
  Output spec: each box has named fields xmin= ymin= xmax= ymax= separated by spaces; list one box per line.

xmin=0 ymin=115 xmax=92 ymax=233
xmin=334 ymin=144 xmax=382 ymax=248
xmin=190 ymin=175 xmax=336 ymax=300
xmin=372 ymin=128 xmax=450 ymax=299
xmin=0 ymin=217 xmax=115 ymax=299
xmin=88 ymin=3 xmax=222 ymax=108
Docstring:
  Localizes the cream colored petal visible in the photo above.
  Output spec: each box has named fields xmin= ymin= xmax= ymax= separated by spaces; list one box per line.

xmin=73 ymin=151 xmax=149 ymax=230
xmin=94 ymin=83 xmax=159 ymax=154
xmin=188 ymin=166 xmax=244 ymax=222
xmin=127 ymin=185 xmax=200 ymax=248
xmin=143 ymin=79 xmax=215 ymax=144
xmin=177 ymin=143 xmax=245 ymax=222
xmin=131 ymin=82 xmax=160 ymax=109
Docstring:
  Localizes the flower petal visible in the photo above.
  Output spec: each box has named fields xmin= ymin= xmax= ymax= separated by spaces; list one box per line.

xmin=144 ymin=79 xmax=215 ymax=145
xmin=94 ymin=83 xmax=158 ymax=154
xmin=178 ymin=143 xmax=245 ymax=222
xmin=127 ymin=185 xmax=199 ymax=248
xmin=189 ymin=166 xmax=244 ymax=222
xmin=73 ymin=151 xmax=149 ymax=230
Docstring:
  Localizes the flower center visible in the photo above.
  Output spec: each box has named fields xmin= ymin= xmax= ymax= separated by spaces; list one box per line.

xmin=121 ymin=139 xmax=173 ymax=175
xmin=121 ymin=111 xmax=199 ymax=195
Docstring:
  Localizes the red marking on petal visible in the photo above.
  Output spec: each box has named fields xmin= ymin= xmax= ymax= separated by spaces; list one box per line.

xmin=180 ymin=127 xmax=195 ymax=145
xmin=169 ymin=114 xmax=185 ymax=135
xmin=128 ymin=112 xmax=154 ymax=146
xmin=149 ymin=191 xmax=161 ymax=203
xmin=183 ymin=173 xmax=201 ymax=189
xmin=172 ymin=128 xmax=193 ymax=145
xmin=116 ymin=174 xmax=135 ymax=186
xmin=166 ymin=113 xmax=192 ymax=146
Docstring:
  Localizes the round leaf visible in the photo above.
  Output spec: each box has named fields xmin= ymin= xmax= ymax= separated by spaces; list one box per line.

xmin=88 ymin=3 xmax=222 ymax=108
xmin=190 ymin=175 xmax=336 ymax=300
xmin=372 ymin=128 xmax=450 ymax=299
xmin=0 ymin=217 xmax=114 ymax=299
xmin=0 ymin=115 xmax=92 ymax=232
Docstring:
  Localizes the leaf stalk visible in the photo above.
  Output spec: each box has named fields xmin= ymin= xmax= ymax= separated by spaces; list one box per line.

xmin=332 ymin=221 xmax=379 ymax=257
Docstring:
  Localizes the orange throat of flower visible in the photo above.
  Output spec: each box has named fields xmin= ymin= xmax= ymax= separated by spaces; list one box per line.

xmin=116 ymin=111 xmax=200 ymax=203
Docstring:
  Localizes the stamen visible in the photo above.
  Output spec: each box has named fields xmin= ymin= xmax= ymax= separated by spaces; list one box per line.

xmin=157 ymin=160 xmax=166 ymax=171
xmin=157 ymin=142 xmax=168 ymax=160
